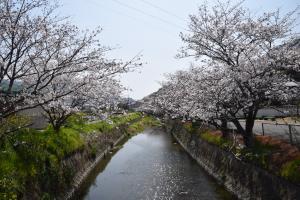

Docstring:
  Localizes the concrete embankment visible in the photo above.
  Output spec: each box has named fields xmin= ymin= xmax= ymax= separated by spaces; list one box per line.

xmin=62 ymin=127 xmax=128 ymax=200
xmin=60 ymin=115 xmax=159 ymax=200
xmin=165 ymin=120 xmax=300 ymax=200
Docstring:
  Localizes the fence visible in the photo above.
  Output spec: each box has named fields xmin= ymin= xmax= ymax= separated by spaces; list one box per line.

xmin=259 ymin=122 xmax=300 ymax=146
xmin=227 ymin=121 xmax=300 ymax=146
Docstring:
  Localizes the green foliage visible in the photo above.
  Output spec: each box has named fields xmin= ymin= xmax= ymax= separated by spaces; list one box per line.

xmin=90 ymin=145 xmax=97 ymax=159
xmin=43 ymin=127 xmax=85 ymax=157
xmin=280 ymin=159 xmax=300 ymax=183
xmin=183 ymin=123 xmax=193 ymax=133
xmin=127 ymin=122 xmax=144 ymax=134
xmin=238 ymin=140 xmax=276 ymax=169
xmin=183 ymin=121 xmax=209 ymax=135
xmin=64 ymin=112 xmax=142 ymax=134
xmin=0 ymin=115 xmax=31 ymax=140
xmin=199 ymin=129 xmax=300 ymax=184
xmin=199 ymin=130 xmax=276 ymax=170
xmin=110 ymin=112 xmax=142 ymax=126
xmin=0 ymin=177 xmax=19 ymax=200
xmin=0 ymin=112 xmax=145 ymax=198
xmin=200 ymin=132 xmax=231 ymax=148
xmin=0 ymin=126 xmax=85 ymax=199
xmin=144 ymin=116 xmax=161 ymax=126
xmin=126 ymin=116 xmax=160 ymax=134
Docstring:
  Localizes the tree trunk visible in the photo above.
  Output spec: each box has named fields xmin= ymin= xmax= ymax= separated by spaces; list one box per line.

xmin=231 ymin=118 xmax=254 ymax=148
xmin=243 ymin=132 xmax=254 ymax=148
xmin=52 ymin=122 xmax=61 ymax=133
xmin=220 ymin=118 xmax=229 ymax=138
xmin=243 ymin=116 xmax=255 ymax=148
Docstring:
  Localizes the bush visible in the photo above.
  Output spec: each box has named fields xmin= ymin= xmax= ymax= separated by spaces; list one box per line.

xmin=126 ymin=116 xmax=160 ymax=134
xmin=280 ymin=159 xmax=300 ymax=183
xmin=183 ymin=122 xmax=193 ymax=133
xmin=0 ymin=112 xmax=148 ymax=198
xmin=0 ymin=125 xmax=85 ymax=199
xmin=110 ymin=112 xmax=141 ymax=125
xmin=200 ymin=132 xmax=231 ymax=148
xmin=0 ymin=177 xmax=19 ymax=200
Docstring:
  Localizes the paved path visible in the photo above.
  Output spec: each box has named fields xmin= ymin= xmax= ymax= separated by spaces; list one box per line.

xmin=228 ymin=121 xmax=300 ymax=144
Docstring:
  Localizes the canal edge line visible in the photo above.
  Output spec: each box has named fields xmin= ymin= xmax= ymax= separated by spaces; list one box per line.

xmin=171 ymin=132 xmax=240 ymax=198
xmin=167 ymin=121 xmax=300 ymax=200
xmin=63 ymin=133 xmax=127 ymax=200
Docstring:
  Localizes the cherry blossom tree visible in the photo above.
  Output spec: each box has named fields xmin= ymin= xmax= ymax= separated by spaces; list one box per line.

xmin=40 ymin=74 xmax=124 ymax=132
xmin=153 ymin=65 xmax=233 ymax=136
xmin=153 ymin=57 xmax=298 ymax=146
xmin=176 ymin=1 xmax=300 ymax=147
xmin=0 ymin=0 xmax=141 ymax=132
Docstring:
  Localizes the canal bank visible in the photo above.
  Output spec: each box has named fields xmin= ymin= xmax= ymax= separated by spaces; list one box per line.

xmin=74 ymin=129 xmax=235 ymax=200
xmin=63 ymin=130 xmax=127 ymax=200
xmin=165 ymin=120 xmax=300 ymax=200
xmin=0 ymin=112 xmax=157 ymax=200
xmin=61 ymin=115 xmax=160 ymax=200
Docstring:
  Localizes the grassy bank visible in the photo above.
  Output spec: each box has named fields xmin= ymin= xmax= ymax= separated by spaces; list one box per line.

xmin=125 ymin=115 xmax=161 ymax=134
xmin=0 ymin=112 xmax=158 ymax=200
xmin=181 ymin=121 xmax=300 ymax=185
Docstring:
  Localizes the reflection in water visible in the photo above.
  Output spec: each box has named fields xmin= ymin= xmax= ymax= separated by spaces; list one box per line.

xmin=76 ymin=129 xmax=235 ymax=200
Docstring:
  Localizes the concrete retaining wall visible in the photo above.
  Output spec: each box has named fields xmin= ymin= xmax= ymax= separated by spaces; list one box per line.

xmin=165 ymin=121 xmax=300 ymax=200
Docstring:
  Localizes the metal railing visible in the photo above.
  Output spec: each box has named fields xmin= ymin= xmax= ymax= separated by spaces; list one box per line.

xmin=259 ymin=122 xmax=300 ymax=145
xmin=227 ymin=121 xmax=300 ymax=146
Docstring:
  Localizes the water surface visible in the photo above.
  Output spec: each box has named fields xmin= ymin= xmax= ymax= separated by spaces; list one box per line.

xmin=77 ymin=129 xmax=235 ymax=200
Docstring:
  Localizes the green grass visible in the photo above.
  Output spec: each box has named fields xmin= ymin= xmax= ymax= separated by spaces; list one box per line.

xmin=0 ymin=126 xmax=86 ymax=199
xmin=110 ymin=112 xmax=142 ymax=126
xmin=0 ymin=114 xmax=31 ymax=136
xmin=200 ymin=132 xmax=232 ymax=149
xmin=200 ymin=131 xmax=276 ymax=169
xmin=280 ymin=159 xmax=300 ymax=183
xmin=236 ymin=140 xmax=276 ymax=169
xmin=64 ymin=113 xmax=113 ymax=134
xmin=183 ymin=122 xmax=193 ymax=133
xmin=197 ymin=129 xmax=276 ymax=170
xmin=126 ymin=115 xmax=161 ymax=135
xmin=199 ymin=130 xmax=300 ymax=184
xmin=63 ymin=112 xmax=142 ymax=134
xmin=0 ymin=112 xmax=144 ymax=199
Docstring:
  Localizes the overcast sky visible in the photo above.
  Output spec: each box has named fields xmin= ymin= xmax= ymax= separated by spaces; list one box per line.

xmin=59 ymin=0 xmax=299 ymax=100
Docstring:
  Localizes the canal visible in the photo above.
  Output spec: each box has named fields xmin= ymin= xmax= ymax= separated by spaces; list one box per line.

xmin=76 ymin=129 xmax=235 ymax=200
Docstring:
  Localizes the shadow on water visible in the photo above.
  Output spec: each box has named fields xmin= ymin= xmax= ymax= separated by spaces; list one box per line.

xmin=170 ymin=141 xmax=236 ymax=200
xmin=74 ymin=129 xmax=237 ymax=200
xmin=73 ymin=136 xmax=130 ymax=200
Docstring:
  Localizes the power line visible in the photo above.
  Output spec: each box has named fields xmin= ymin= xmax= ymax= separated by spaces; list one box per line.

xmin=110 ymin=0 xmax=188 ymax=31
xmin=139 ymin=0 xmax=187 ymax=23
xmin=87 ymin=0 xmax=180 ymax=38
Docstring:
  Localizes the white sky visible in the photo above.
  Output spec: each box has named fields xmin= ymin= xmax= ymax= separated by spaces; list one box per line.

xmin=59 ymin=0 xmax=299 ymax=99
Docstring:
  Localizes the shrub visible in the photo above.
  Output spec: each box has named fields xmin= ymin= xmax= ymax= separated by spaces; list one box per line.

xmin=126 ymin=115 xmax=160 ymax=134
xmin=238 ymin=139 xmax=276 ymax=169
xmin=200 ymin=132 xmax=231 ymax=148
xmin=280 ymin=159 xmax=300 ymax=183
xmin=183 ymin=122 xmax=193 ymax=133
xmin=0 ymin=112 xmax=148 ymax=198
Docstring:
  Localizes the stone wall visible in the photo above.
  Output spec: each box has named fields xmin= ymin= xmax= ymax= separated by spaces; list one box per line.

xmin=165 ymin=120 xmax=300 ymax=200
